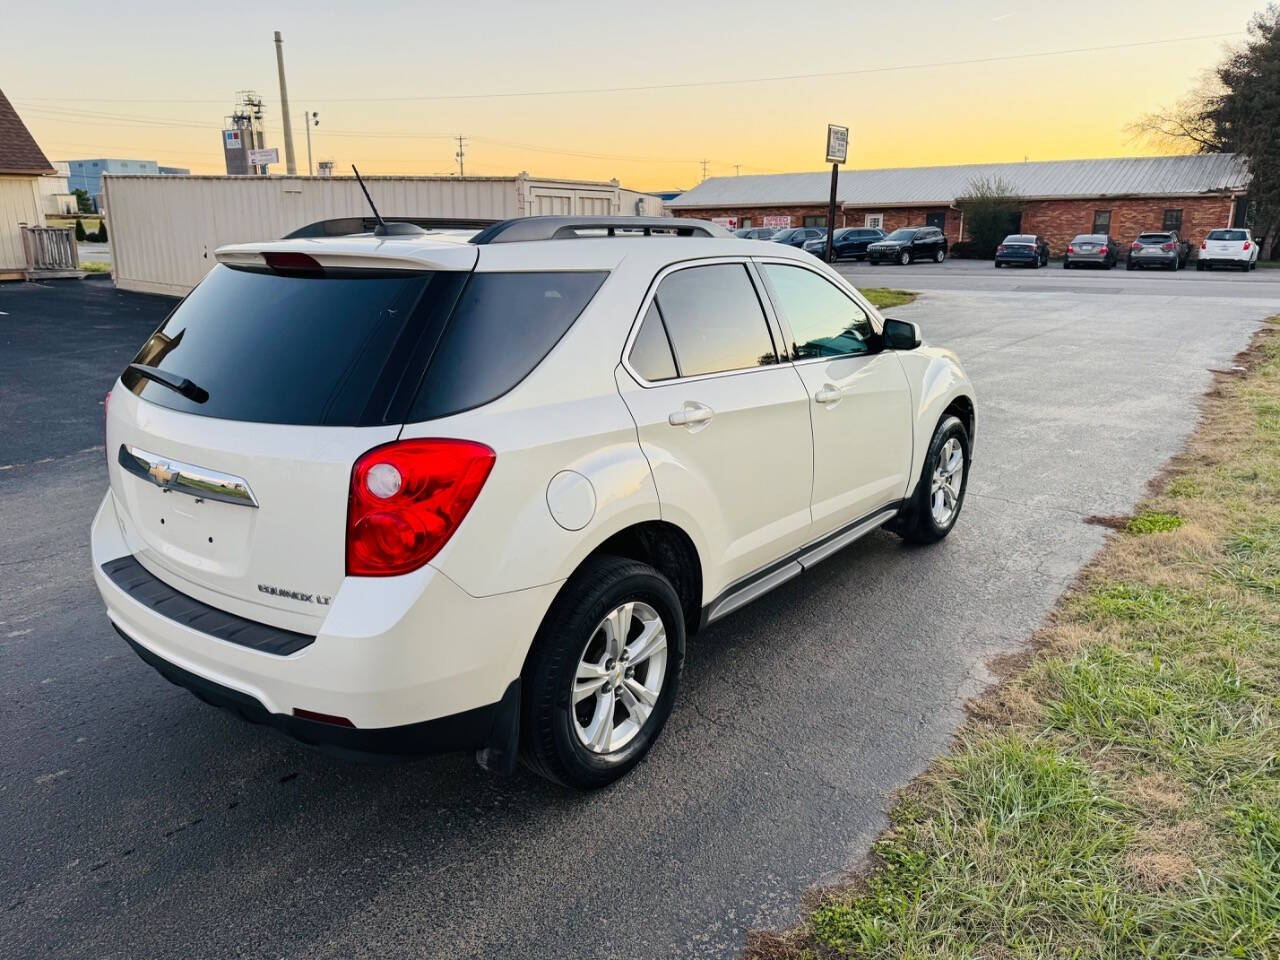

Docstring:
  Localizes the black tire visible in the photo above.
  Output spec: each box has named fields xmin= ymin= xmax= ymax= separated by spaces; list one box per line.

xmin=1127 ymin=260 xmax=1136 ymax=271
xmin=934 ymin=248 xmax=946 ymax=263
xmin=899 ymin=250 xmax=911 ymax=266
xmin=520 ymin=554 xmax=685 ymax=790
xmin=891 ymin=415 xmax=970 ymax=545
xmin=1196 ymin=261 xmax=1205 ymax=271
xmin=995 ymin=261 xmax=1002 ymax=268
xmin=1063 ymin=259 xmax=1070 ymax=269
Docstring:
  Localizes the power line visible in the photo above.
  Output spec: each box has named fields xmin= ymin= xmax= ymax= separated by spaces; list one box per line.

xmin=12 ymin=31 xmax=1241 ymax=105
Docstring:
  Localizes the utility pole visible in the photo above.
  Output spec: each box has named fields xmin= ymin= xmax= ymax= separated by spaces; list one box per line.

xmin=305 ymin=110 xmax=318 ymax=176
xmin=455 ymin=136 xmax=467 ymax=177
xmin=274 ymin=31 xmax=297 ymax=175
xmin=733 ymin=164 xmax=741 ymax=176
xmin=700 ymin=159 xmax=710 ymax=181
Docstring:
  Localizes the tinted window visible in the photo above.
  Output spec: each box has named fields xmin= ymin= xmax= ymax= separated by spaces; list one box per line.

xmin=1208 ymin=229 xmax=1248 ymax=241
xmin=773 ymin=229 xmax=800 ymax=241
xmin=885 ymin=229 xmax=917 ymax=241
xmin=1005 ymin=235 xmax=1036 ymax=244
xmin=410 ymin=271 xmax=607 ymax=420
xmin=629 ymin=302 xmax=678 ymax=382
xmin=122 ymin=264 xmax=447 ymax=426
xmin=763 ymin=264 xmax=873 ymax=359
xmin=654 ymin=264 xmax=776 ymax=377
xmin=1138 ymin=233 xmax=1172 ymax=244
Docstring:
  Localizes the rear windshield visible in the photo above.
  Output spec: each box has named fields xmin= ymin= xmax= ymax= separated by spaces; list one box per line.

xmin=1138 ymin=234 xmax=1172 ymax=244
xmin=123 ymin=264 xmax=606 ymax=427
xmin=1207 ymin=229 xmax=1248 ymax=241
xmin=1073 ymin=234 xmax=1106 ymax=243
xmin=1004 ymin=235 xmax=1036 ymax=244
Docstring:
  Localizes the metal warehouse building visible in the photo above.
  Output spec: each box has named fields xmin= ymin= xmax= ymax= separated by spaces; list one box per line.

xmin=668 ymin=154 xmax=1252 ymax=254
xmin=103 ymin=173 xmax=666 ymax=295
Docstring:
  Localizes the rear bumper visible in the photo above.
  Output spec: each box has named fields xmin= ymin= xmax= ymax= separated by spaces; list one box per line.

xmin=1198 ymin=257 xmax=1250 ymax=267
xmin=994 ymin=254 xmax=1037 ymax=265
xmin=91 ymin=490 xmax=559 ymax=752
xmin=1130 ymin=254 xmax=1177 ymax=266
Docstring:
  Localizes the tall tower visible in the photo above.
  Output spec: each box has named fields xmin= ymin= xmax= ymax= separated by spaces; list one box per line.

xmin=222 ymin=91 xmax=267 ymax=175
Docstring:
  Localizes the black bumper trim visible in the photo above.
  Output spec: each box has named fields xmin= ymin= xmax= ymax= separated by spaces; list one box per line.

xmin=114 ymin=623 xmax=517 ymax=759
xmin=101 ymin=555 xmax=314 ymax=656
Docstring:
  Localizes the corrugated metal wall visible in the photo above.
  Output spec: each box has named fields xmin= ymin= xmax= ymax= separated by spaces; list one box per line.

xmin=103 ymin=175 xmax=666 ymax=295
xmin=0 ymin=176 xmax=44 ymax=273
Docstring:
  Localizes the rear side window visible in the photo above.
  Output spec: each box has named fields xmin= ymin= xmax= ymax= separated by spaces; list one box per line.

xmin=628 ymin=303 xmax=678 ymax=382
xmin=653 ymin=264 xmax=777 ymax=377
xmin=122 ymin=264 xmax=449 ymax=426
xmin=409 ymin=271 xmax=607 ymax=420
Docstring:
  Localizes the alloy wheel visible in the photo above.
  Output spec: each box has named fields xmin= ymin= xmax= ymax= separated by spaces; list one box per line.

xmin=572 ymin=601 xmax=668 ymax=754
xmin=930 ymin=437 xmax=964 ymax=527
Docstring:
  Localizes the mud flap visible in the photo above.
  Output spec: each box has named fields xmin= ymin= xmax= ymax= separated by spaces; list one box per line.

xmin=475 ymin=678 xmax=521 ymax=775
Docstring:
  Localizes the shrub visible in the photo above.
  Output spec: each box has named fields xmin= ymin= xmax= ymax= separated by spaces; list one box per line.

xmin=74 ymin=219 xmax=87 ymax=242
xmin=96 ymin=222 xmax=108 ymax=243
xmin=956 ymin=175 xmax=1023 ymax=258
xmin=947 ymin=240 xmax=983 ymax=259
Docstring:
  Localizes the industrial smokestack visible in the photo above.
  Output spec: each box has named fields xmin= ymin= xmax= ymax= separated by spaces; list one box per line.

xmin=274 ymin=31 xmax=298 ymax=175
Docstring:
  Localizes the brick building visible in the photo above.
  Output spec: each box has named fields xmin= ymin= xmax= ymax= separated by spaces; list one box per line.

xmin=668 ymin=155 xmax=1251 ymax=255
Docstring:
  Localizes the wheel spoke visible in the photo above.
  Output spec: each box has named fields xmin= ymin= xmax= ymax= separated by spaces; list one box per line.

xmin=624 ymin=677 xmax=658 ymax=707
xmin=602 ymin=602 xmax=634 ymax=658
xmin=573 ymin=662 xmax=608 ymax=704
xmin=618 ymin=682 xmax=653 ymax=726
xmin=944 ymin=445 xmax=963 ymax=477
xmin=625 ymin=618 xmax=667 ymax=666
xmin=586 ymin=691 xmax=615 ymax=751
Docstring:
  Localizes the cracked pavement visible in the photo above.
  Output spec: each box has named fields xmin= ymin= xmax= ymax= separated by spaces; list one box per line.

xmin=3 ymin=275 xmax=1278 ymax=959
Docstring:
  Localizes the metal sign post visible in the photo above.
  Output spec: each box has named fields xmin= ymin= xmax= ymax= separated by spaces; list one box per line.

xmin=824 ymin=124 xmax=848 ymax=264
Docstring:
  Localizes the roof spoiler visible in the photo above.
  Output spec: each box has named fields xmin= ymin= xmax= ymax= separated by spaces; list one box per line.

xmin=469 ymin=216 xmax=727 ymax=245
xmin=282 ymin=216 xmax=498 ymax=239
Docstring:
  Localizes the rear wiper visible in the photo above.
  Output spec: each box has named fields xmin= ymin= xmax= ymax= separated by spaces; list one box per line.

xmin=127 ymin=363 xmax=209 ymax=404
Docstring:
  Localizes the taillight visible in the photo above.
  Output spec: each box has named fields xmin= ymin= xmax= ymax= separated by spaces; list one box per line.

xmin=997 ymin=244 xmax=1006 ymax=253
xmin=1162 ymin=242 xmax=1176 ymax=252
xmin=1131 ymin=241 xmax=1142 ymax=250
xmin=1098 ymin=246 xmax=1107 ymax=255
xmin=346 ymin=438 xmax=495 ymax=576
xmin=1067 ymin=245 xmax=1074 ymax=254
xmin=1201 ymin=241 xmax=1208 ymax=250
xmin=1243 ymin=240 xmax=1251 ymax=250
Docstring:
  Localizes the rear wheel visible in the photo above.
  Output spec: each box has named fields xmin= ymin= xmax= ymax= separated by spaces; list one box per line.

xmin=520 ymin=555 xmax=684 ymax=789
xmin=1063 ymin=259 xmax=1070 ymax=269
xmin=1197 ymin=261 xmax=1205 ymax=271
xmin=892 ymin=415 xmax=970 ymax=545
xmin=934 ymin=248 xmax=946 ymax=263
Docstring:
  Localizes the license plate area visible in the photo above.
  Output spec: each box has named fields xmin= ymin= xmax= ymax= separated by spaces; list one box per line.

xmin=124 ymin=476 xmax=255 ymax=578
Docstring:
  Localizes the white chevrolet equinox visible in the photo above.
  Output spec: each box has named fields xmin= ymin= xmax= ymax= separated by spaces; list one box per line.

xmin=92 ymin=215 xmax=976 ymax=789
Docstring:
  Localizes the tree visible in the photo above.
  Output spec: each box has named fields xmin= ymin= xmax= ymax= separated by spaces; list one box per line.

xmin=956 ymin=176 xmax=1022 ymax=258
xmin=1133 ymin=5 xmax=1280 ymax=257
xmin=72 ymin=188 xmax=93 ymax=214
xmin=74 ymin=219 xmax=87 ymax=242
xmin=96 ymin=222 xmax=108 ymax=243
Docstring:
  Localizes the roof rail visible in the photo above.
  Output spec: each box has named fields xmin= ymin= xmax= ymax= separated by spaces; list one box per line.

xmin=282 ymin=216 xmax=498 ymax=240
xmin=469 ymin=216 xmax=727 ymax=245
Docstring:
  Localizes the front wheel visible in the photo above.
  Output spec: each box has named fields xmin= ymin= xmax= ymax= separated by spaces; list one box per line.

xmin=892 ymin=415 xmax=970 ymax=544
xmin=899 ymin=250 xmax=911 ymax=266
xmin=520 ymin=555 xmax=685 ymax=789
xmin=934 ymin=248 xmax=946 ymax=263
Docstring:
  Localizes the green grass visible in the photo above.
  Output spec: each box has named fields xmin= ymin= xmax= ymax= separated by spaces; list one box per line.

xmin=859 ymin=288 xmax=919 ymax=310
xmin=752 ymin=324 xmax=1280 ymax=960
xmin=81 ymin=262 xmax=110 ymax=274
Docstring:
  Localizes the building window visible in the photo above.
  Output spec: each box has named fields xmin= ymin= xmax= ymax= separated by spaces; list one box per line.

xmin=1092 ymin=210 xmax=1111 ymax=234
xmin=865 ymin=213 xmax=884 ymax=230
xmin=1162 ymin=209 xmax=1183 ymax=233
xmin=802 ymin=215 xmax=827 ymax=227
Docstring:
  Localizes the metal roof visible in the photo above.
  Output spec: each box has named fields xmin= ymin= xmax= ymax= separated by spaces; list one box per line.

xmin=670 ymin=154 xmax=1251 ymax=209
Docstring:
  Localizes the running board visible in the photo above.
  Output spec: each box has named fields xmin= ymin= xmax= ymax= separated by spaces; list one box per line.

xmin=701 ymin=505 xmax=901 ymax=628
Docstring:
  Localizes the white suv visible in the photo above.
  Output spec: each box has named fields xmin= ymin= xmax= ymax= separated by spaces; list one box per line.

xmin=92 ymin=216 xmax=976 ymax=789
xmin=1197 ymin=228 xmax=1260 ymax=271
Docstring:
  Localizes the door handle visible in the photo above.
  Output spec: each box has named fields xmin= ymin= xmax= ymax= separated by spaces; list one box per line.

xmin=814 ymin=384 xmax=843 ymax=405
xmin=668 ymin=402 xmax=714 ymax=427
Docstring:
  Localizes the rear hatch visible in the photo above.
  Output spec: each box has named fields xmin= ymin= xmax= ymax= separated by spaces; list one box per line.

xmin=1206 ymin=229 xmax=1248 ymax=257
xmin=1135 ymin=234 xmax=1172 ymax=255
xmin=106 ymin=245 xmax=475 ymax=630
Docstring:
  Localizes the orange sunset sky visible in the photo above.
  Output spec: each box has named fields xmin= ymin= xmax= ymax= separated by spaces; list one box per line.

xmin=2 ymin=0 xmax=1267 ymax=191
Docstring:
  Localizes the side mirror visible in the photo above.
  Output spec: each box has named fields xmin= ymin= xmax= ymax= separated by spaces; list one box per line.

xmin=883 ymin=318 xmax=921 ymax=351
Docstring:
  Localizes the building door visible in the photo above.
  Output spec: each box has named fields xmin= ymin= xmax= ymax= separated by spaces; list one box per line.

xmin=926 ymin=211 xmax=946 ymax=231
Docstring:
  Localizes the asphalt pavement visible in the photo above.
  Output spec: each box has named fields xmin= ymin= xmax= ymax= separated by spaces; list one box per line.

xmin=3 ymin=271 xmax=1278 ymax=959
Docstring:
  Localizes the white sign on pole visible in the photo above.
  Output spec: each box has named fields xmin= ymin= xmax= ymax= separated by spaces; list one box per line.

xmin=224 ymin=129 xmax=242 ymax=150
xmin=248 ymin=147 xmax=280 ymax=167
xmin=825 ymin=124 xmax=849 ymax=164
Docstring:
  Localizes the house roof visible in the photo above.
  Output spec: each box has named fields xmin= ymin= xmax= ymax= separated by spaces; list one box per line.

xmin=669 ymin=154 xmax=1251 ymax=209
xmin=0 ymin=89 xmax=53 ymax=176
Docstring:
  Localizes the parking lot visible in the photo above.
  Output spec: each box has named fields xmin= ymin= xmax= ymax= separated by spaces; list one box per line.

xmin=3 ymin=272 xmax=1278 ymax=960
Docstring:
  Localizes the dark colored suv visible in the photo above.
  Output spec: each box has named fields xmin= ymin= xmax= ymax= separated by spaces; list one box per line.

xmin=867 ymin=227 xmax=948 ymax=265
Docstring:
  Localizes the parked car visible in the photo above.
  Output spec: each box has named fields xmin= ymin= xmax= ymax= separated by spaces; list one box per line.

xmin=802 ymin=227 xmax=886 ymax=261
xmin=772 ymin=226 xmax=827 ymax=248
xmin=1063 ymin=234 xmax=1118 ymax=269
xmin=734 ymin=227 xmax=776 ymax=240
xmin=1127 ymin=231 xmax=1190 ymax=270
xmin=92 ymin=214 xmax=977 ymax=790
xmin=866 ymin=226 xmax=948 ymax=265
xmin=993 ymin=234 xmax=1049 ymax=268
xmin=1197 ymin=228 xmax=1259 ymax=271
